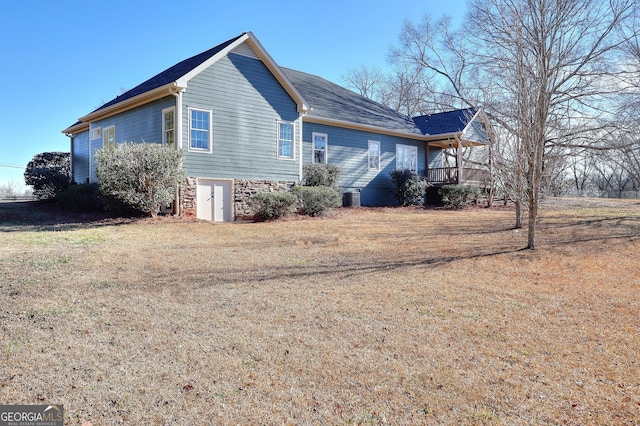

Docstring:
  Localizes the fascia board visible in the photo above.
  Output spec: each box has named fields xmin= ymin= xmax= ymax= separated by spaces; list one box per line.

xmin=423 ymin=131 xmax=486 ymax=147
xmin=460 ymin=107 xmax=490 ymax=146
xmin=244 ymin=32 xmax=309 ymax=113
xmin=175 ymin=33 xmax=250 ymax=87
xmin=78 ymin=83 xmax=180 ymax=123
xmin=62 ymin=122 xmax=90 ymax=135
xmin=303 ymin=115 xmax=427 ymax=141
xmin=423 ymin=131 xmax=461 ymax=142
xmin=461 ymin=108 xmax=481 ymax=133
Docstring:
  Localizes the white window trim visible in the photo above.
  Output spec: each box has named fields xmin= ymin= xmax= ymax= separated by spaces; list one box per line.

xmin=396 ymin=144 xmax=418 ymax=172
xmin=368 ymin=140 xmax=381 ymax=171
xmin=188 ymin=107 xmax=213 ymax=153
xmin=277 ymin=120 xmax=295 ymax=160
xmin=312 ymin=132 xmax=328 ymax=164
xmin=90 ymin=127 xmax=101 ymax=140
xmin=103 ymin=125 xmax=116 ymax=148
xmin=162 ymin=107 xmax=176 ymax=147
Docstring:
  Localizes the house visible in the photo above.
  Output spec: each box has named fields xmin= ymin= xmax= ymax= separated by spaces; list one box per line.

xmin=62 ymin=31 xmax=490 ymax=221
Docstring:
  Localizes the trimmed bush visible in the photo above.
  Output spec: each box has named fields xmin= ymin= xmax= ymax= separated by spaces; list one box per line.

xmin=439 ymin=184 xmax=481 ymax=208
xmin=248 ymin=191 xmax=298 ymax=220
xmin=95 ymin=142 xmax=184 ymax=217
xmin=290 ymin=185 xmax=341 ymax=217
xmin=302 ymin=164 xmax=341 ymax=188
xmin=390 ymin=169 xmax=429 ymax=206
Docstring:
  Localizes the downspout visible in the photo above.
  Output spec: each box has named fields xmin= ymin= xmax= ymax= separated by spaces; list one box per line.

xmin=171 ymin=87 xmax=186 ymax=216
xmin=68 ymin=134 xmax=75 ymax=184
xmin=456 ymin=135 xmax=463 ymax=185
xmin=298 ymin=112 xmax=306 ymax=182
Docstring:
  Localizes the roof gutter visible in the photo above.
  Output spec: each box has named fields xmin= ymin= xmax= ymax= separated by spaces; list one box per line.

xmin=62 ymin=121 xmax=90 ymax=135
xmin=303 ymin=115 xmax=427 ymax=141
xmin=423 ymin=131 xmax=461 ymax=142
xmin=78 ymin=82 xmax=183 ymax=123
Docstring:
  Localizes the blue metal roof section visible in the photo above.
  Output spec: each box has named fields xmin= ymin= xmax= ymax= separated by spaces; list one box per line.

xmin=413 ymin=108 xmax=477 ymax=136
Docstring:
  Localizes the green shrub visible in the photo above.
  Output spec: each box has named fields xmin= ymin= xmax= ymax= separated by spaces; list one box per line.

xmin=302 ymin=164 xmax=342 ymax=188
xmin=248 ymin=191 xmax=298 ymax=220
xmin=390 ymin=169 xmax=429 ymax=206
xmin=290 ymin=185 xmax=341 ymax=217
xmin=439 ymin=184 xmax=481 ymax=208
xmin=95 ymin=142 xmax=184 ymax=217
xmin=24 ymin=152 xmax=71 ymax=200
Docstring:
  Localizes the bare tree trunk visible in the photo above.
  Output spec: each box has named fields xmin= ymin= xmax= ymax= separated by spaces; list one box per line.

xmin=526 ymin=195 xmax=538 ymax=248
xmin=514 ymin=200 xmax=522 ymax=229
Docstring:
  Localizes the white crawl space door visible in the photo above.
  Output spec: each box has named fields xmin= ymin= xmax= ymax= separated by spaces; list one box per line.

xmin=196 ymin=179 xmax=233 ymax=222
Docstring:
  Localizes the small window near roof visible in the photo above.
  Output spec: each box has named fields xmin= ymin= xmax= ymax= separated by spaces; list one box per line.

xmin=277 ymin=121 xmax=294 ymax=159
xmin=368 ymin=140 xmax=380 ymax=170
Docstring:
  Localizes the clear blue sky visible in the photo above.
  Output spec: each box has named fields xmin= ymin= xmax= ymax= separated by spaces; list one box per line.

xmin=0 ymin=0 xmax=466 ymax=190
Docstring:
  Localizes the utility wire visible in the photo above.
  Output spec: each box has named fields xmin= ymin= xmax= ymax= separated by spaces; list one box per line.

xmin=0 ymin=163 xmax=24 ymax=169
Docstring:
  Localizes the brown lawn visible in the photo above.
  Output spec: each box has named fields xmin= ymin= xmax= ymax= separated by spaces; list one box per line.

xmin=1 ymin=198 xmax=639 ymax=425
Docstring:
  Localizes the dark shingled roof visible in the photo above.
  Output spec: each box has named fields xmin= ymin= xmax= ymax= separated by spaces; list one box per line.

xmin=88 ymin=33 xmax=246 ymax=114
xmin=282 ymin=68 xmax=423 ymax=136
xmin=71 ymin=32 xmax=478 ymax=140
xmin=412 ymin=108 xmax=477 ymax=136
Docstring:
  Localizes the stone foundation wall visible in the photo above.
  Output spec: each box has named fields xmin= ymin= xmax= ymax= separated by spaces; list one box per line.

xmin=181 ymin=177 xmax=197 ymax=217
xmin=179 ymin=177 xmax=294 ymax=220
xmin=234 ymin=179 xmax=295 ymax=218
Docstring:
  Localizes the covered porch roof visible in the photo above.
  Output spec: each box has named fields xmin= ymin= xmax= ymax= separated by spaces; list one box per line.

xmin=413 ymin=108 xmax=491 ymax=148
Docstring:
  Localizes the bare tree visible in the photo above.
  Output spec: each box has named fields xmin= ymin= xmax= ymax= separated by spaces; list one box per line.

xmin=342 ymin=65 xmax=385 ymax=99
xmin=393 ymin=0 xmax=637 ymax=249
xmin=391 ymin=15 xmax=482 ymax=110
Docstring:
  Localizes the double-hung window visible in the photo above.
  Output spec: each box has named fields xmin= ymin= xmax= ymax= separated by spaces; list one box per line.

xmin=103 ymin=126 xmax=115 ymax=149
xmin=163 ymin=107 xmax=175 ymax=146
xmin=368 ymin=140 xmax=380 ymax=170
xmin=396 ymin=144 xmax=417 ymax=172
xmin=189 ymin=108 xmax=211 ymax=152
xmin=277 ymin=121 xmax=294 ymax=159
xmin=312 ymin=132 xmax=328 ymax=164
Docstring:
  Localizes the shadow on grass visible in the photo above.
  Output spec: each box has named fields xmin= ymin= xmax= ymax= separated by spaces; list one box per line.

xmin=185 ymin=213 xmax=640 ymax=287
xmin=186 ymin=229 xmax=640 ymax=288
xmin=0 ymin=199 xmax=142 ymax=232
xmin=180 ymin=246 xmax=527 ymax=288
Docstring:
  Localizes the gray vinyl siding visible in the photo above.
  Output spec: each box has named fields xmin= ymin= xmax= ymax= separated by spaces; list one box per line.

xmin=92 ymin=96 xmax=176 ymax=145
xmin=462 ymin=119 xmax=488 ymax=144
xmin=71 ymin=130 xmax=90 ymax=184
xmin=181 ymin=51 xmax=300 ymax=181
xmin=301 ymin=122 xmax=426 ymax=206
xmin=427 ymin=145 xmax=443 ymax=168
xmin=89 ymin=137 xmax=100 ymax=183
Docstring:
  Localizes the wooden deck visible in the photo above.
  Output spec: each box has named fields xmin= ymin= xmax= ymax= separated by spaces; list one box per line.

xmin=426 ymin=167 xmax=490 ymax=187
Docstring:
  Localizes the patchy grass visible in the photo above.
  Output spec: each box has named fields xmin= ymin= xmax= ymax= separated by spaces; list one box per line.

xmin=0 ymin=198 xmax=639 ymax=425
